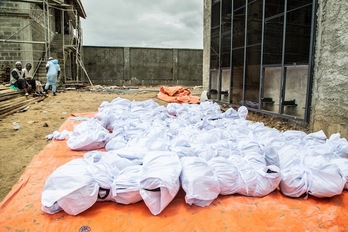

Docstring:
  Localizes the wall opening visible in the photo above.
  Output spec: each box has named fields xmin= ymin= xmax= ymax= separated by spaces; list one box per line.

xmin=209 ymin=0 xmax=316 ymax=122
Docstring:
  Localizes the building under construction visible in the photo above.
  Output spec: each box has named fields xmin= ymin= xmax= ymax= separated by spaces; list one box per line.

xmin=0 ymin=0 xmax=86 ymax=85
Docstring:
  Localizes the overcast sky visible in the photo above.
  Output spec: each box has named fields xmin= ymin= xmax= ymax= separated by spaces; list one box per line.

xmin=80 ymin=0 xmax=203 ymax=49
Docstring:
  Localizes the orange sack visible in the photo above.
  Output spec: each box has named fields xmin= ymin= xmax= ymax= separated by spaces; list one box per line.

xmin=157 ymin=86 xmax=200 ymax=104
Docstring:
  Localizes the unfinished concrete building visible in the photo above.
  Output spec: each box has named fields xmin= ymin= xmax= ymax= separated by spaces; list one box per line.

xmin=0 ymin=0 xmax=86 ymax=84
xmin=203 ymin=0 xmax=348 ymax=138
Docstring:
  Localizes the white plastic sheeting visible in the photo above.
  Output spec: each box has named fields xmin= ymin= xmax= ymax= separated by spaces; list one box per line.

xmin=111 ymin=165 xmax=143 ymax=205
xmin=45 ymin=129 xmax=72 ymax=140
xmin=208 ymin=156 xmax=281 ymax=197
xmin=42 ymin=158 xmax=101 ymax=215
xmin=277 ymin=131 xmax=348 ymax=198
xmin=330 ymin=158 xmax=348 ymax=189
xmin=67 ymin=119 xmax=110 ymax=150
xmin=280 ymin=155 xmax=346 ymax=198
xmin=180 ymin=156 xmax=220 ymax=207
xmin=139 ymin=151 xmax=182 ymax=215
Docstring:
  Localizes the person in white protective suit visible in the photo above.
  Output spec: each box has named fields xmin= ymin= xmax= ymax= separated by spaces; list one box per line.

xmin=45 ymin=57 xmax=60 ymax=96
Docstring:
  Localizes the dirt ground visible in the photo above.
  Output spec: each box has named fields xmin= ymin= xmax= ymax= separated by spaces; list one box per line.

xmin=0 ymin=86 xmax=309 ymax=201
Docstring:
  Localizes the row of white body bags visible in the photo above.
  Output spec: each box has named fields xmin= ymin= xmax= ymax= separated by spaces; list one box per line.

xmin=279 ymin=147 xmax=346 ymax=198
xmin=41 ymin=150 xmax=183 ymax=216
xmin=41 ymin=151 xmax=137 ymax=215
xmin=180 ymin=154 xmax=281 ymax=208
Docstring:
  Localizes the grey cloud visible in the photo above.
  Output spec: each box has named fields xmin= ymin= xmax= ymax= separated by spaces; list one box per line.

xmin=81 ymin=0 xmax=203 ymax=49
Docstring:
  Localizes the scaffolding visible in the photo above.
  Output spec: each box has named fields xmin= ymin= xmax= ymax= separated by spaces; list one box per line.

xmin=0 ymin=0 xmax=90 ymax=86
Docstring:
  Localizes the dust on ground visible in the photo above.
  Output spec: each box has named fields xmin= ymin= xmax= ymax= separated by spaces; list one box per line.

xmin=0 ymin=86 xmax=309 ymax=201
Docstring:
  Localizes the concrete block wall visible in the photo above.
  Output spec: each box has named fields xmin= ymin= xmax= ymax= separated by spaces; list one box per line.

xmin=0 ymin=1 xmax=45 ymax=82
xmin=178 ymin=49 xmax=204 ymax=86
xmin=83 ymin=47 xmax=124 ymax=85
xmin=83 ymin=46 xmax=203 ymax=86
xmin=129 ymin=48 xmax=173 ymax=85
xmin=0 ymin=2 xmax=24 ymax=62
xmin=0 ymin=21 xmax=22 ymax=60
xmin=312 ymin=0 xmax=348 ymax=138
xmin=0 ymin=9 xmax=23 ymax=82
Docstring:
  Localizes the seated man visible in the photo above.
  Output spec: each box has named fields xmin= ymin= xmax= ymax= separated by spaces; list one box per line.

xmin=22 ymin=62 xmax=44 ymax=96
xmin=10 ymin=61 xmax=29 ymax=96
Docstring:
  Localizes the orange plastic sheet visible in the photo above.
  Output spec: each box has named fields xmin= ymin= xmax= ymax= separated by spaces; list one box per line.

xmin=1 ymin=113 xmax=348 ymax=232
xmin=157 ymin=86 xmax=200 ymax=103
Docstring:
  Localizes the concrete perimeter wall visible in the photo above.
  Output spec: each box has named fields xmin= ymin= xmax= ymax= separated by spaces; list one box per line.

xmin=312 ymin=0 xmax=348 ymax=138
xmin=83 ymin=46 xmax=203 ymax=87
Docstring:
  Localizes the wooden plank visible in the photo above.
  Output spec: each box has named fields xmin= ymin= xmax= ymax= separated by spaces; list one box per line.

xmin=0 ymin=100 xmax=33 ymax=113
xmin=0 ymin=96 xmax=28 ymax=108
xmin=0 ymin=97 xmax=45 ymax=117
xmin=0 ymin=103 xmax=33 ymax=119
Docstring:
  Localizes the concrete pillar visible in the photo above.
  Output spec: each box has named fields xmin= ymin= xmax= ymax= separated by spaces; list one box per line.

xmin=311 ymin=0 xmax=348 ymax=139
xmin=172 ymin=49 xmax=178 ymax=82
xmin=202 ymin=0 xmax=211 ymax=90
xmin=123 ymin=47 xmax=130 ymax=81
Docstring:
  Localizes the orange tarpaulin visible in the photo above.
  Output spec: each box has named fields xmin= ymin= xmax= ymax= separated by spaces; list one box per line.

xmin=157 ymin=86 xmax=200 ymax=103
xmin=1 ymin=113 xmax=348 ymax=231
